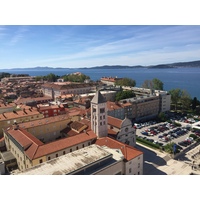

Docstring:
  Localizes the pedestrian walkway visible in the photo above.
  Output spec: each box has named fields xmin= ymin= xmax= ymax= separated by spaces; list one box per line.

xmin=137 ymin=142 xmax=200 ymax=175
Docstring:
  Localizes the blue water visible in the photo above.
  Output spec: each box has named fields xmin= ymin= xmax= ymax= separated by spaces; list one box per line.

xmin=0 ymin=67 xmax=200 ymax=99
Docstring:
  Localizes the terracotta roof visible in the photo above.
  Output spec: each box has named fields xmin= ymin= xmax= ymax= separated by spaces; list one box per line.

xmin=42 ymin=83 xmax=97 ymax=90
xmin=107 ymin=116 xmax=122 ymax=129
xmin=70 ymin=121 xmax=88 ymax=132
xmin=107 ymin=101 xmax=122 ymax=110
xmin=101 ymin=77 xmax=122 ymax=82
xmin=38 ymin=104 xmax=64 ymax=111
xmin=6 ymin=127 xmax=43 ymax=159
xmin=61 ymin=127 xmax=80 ymax=137
xmin=0 ymin=103 xmax=16 ymax=109
xmin=33 ymin=130 xmax=97 ymax=159
xmin=107 ymin=128 xmax=118 ymax=135
xmin=6 ymin=126 xmax=97 ymax=160
xmin=15 ymin=96 xmax=53 ymax=104
xmin=95 ymin=137 xmax=143 ymax=161
xmin=79 ymin=119 xmax=91 ymax=130
xmin=0 ymin=109 xmax=41 ymax=121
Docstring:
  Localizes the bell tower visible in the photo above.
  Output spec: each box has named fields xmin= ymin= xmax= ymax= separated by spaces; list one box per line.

xmin=91 ymin=90 xmax=108 ymax=138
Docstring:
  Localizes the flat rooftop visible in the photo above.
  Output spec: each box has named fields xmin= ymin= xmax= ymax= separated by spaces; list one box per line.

xmin=13 ymin=144 xmax=122 ymax=175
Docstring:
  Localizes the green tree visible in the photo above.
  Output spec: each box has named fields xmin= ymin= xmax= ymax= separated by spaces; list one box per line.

xmin=180 ymin=90 xmax=191 ymax=111
xmin=169 ymin=88 xmax=182 ymax=111
xmin=192 ymin=97 xmax=198 ymax=111
xmin=115 ymin=77 xmax=136 ymax=87
xmin=158 ymin=112 xmax=167 ymax=122
xmin=115 ymin=90 xmax=135 ymax=101
xmin=62 ymin=73 xmax=90 ymax=82
xmin=152 ymin=78 xmax=163 ymax=90
xmin=46 ymin=73 xmax=59 ymax=82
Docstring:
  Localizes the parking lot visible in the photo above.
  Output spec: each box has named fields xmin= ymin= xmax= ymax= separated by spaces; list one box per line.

xmin=135 ymin=121 xmax=195 ymax=150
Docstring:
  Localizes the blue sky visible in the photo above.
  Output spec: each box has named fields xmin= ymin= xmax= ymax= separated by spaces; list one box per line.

xmin=1 ymin=25 xmax=200 ymax=69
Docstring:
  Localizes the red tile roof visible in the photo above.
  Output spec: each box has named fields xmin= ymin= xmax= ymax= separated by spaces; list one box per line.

xmin=107 ymin=101 xmax=122 ymax=110
xmin=107 ymin=116 xmax=122 ymax=129
xmin=5 ymin=126 xmax=97 ymax=160
xmin=33 ymin=130 xmax=97 ymax=159
xmin=95 ymin=137 xmax=143 ymax=161
xmin=107 ymin=129 xmax=118 ymax=135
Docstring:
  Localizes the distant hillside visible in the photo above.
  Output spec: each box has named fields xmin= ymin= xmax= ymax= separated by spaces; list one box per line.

xmin=87 ymin=65 xmax=143 ymax=69
xmin=91 ymin=60 xmax=200 ymax=69
xmin=4 ymin=60 xmax=200 ymax=70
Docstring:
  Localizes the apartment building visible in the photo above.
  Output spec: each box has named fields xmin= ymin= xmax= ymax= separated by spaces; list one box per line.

xmin=107 ymin=101 xmax=133 ymax=120
xmin=37 ymin=104 xmax=66 ymax=118
xmin=154 ymin=90 xmax=171 ymax=112
xmin=123 ymin=86 xmax=171 ymax=113
xmin=119 ymin=94 xmax=160 ymax=122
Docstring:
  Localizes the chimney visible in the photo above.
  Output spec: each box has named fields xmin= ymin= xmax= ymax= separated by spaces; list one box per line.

xmin=23 ymin=108 xmax=27 ymax=114
xmin=13 ymin=122 xmax=19 ymax=130
xmin=2 ymin=112 xmax=7 ymax=119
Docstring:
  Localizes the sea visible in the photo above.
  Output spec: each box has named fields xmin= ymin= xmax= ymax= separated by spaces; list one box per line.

xmin=0 ymin=67 xmax=200 ymax=100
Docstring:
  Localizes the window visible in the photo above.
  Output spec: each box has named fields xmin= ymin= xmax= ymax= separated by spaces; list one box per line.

xmin=138 ymin=156 xmax=140 ymax=160
xmin=82 ymin=144 xmax=85 ymax=148
xmin=103 ymin=115 xmax=105 ymax=119
xmin=56 ymin=154 xmax=58 ymax=157
xmin=63 ymin=151 xmax=66 ymax=155
xmin=129 ymin=168 xmax=132 ymax=173
xmin=100 ymin=122 xmax=102 ymax=126
xmin=100 ymin=116 xmax=102 ymax=120
xmin=39 ymin=159 xmax=43 ymax=163
xmin=100 ymin=108 xmax=105 ymax=113
xmin=88 ymin=142 xmax=90 ymax=145
xmin=138 ymin=163 xmax=140 ymax=168
xmin=125 ymin=127 xmax=128 ymax=132
xmin=70 ymin=149 xmax=72 ymax=152
xmin=76 ymin=146 xmax=78 ymax=150
xmin=48 ymin=156 xmax=51 ymax=160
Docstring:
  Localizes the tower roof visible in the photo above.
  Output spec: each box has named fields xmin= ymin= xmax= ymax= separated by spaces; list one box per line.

xmin=91 ymin=90 xmax=106 ymax=104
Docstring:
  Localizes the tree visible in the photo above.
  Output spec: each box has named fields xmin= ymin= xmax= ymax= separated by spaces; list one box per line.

xmin=179 ymin=90 xmax=191 ymax=111
xmin=141 ymin=80 xmax=153 ymax=89
xmin=158 ymin=112 xmax=167 ymax=122
xmin=169 ymin=88 xmax=182 ymax=111
xmin=141 ymin=78 xmax=163 ymax=90
xmin=46 ymin=73 xmax=59 ymax=82
xmin=115 ymin=77 xmax=136 ymax=87
xmin=62 ymin=73 xmax=90 ymax=82
xmin=115 ymin=90 xmax=135 ymax=101
xmin=152 ymin=78 xmax=163 ymax=90
xmin=192 ymin=97 xmax=198 ymax=111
